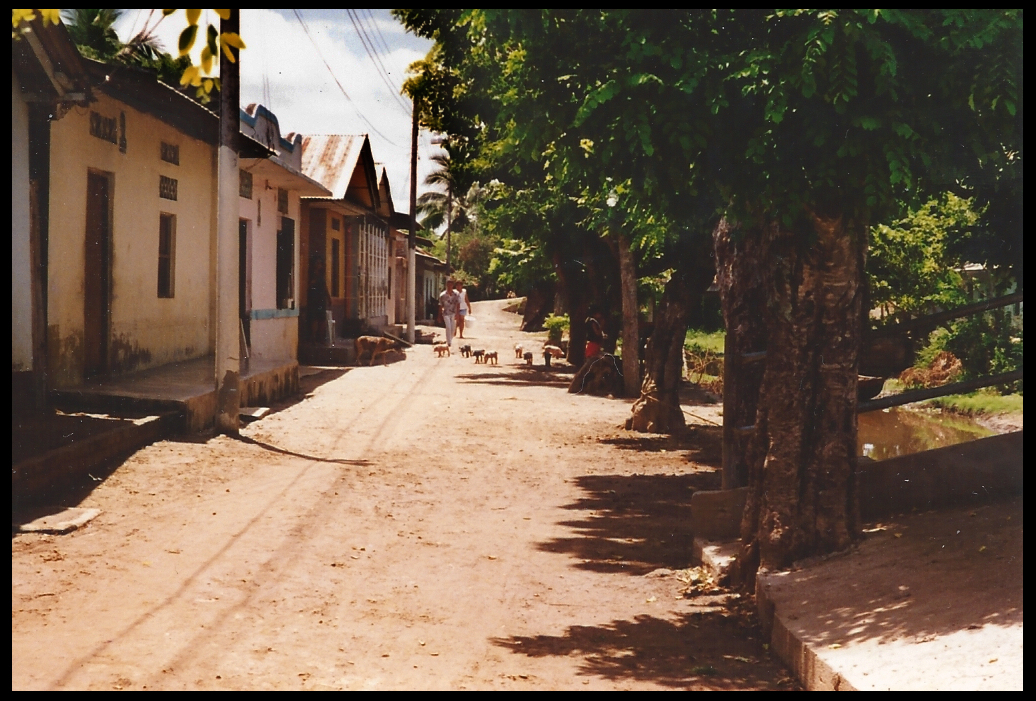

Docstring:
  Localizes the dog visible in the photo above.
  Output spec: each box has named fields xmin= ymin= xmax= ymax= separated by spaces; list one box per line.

xmin=460 ymin=344 xmax=472 ymax=358
xmin=472 ymin=349 xmax=486 ymax=364
xmin=544 ymin=344 xmax=565 ymax=359
xmin=514 ymin=344 xmax=524 ymax=359
xmin=524 ymin=351 xmax=533 ymax=366
xmin=485 ymin=351 xmax=498 ymax=365
xmin=434 ymin=343 xmax=450 ymax=357
xmin=355 ymin=335 xmax=400 ymax=366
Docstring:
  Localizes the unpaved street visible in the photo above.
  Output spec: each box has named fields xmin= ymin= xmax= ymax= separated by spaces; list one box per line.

xmin=13 ymin=300 xmax=794 ymax=690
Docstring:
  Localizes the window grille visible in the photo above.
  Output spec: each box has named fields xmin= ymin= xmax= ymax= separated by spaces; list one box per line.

xmin=159 ymin=175 xmax=178 ymax=201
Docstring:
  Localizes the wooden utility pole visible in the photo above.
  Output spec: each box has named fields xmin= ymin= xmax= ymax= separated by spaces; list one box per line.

xmin=215 ymin=9 xmax=241 ymax=434
xmin=406 ymin=102 xmax=418 ymax=343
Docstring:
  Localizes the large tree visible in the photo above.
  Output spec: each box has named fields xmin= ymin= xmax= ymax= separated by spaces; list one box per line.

xmin=396 ymin=10 xmax=1022 ymax=581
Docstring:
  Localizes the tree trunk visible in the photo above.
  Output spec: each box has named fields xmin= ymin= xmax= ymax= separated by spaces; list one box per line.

xmin=520 ymin=282 xmax=554 ymax=332
xmin=626 ymin=270 xmax=692 ymax=433
xmin=616 ymin=233 xmax=640 ymax=397
xmin=554 ymin=250 xmax=587 ymax=367
xmin=713 ymin=219 xmax=768 ymax=490
xmin=737 ymin=211 xmax=863 ymax=587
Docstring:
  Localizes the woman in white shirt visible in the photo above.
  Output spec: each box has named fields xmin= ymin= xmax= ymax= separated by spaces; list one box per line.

xmin=455 ymin=283 xmax=473 ymax=339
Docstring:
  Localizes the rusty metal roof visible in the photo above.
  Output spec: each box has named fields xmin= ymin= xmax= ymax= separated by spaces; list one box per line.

xmin=300 ymin=134 xmax=372 ymax=202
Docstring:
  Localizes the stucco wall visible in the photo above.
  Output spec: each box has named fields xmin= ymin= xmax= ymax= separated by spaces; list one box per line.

xmin=239 ymin=175 xmax=300 ymax=362
xmin=47 ymin=92 xmax=215 ymax=387
xmin=12 ymin=71 xmax=33 ymax=371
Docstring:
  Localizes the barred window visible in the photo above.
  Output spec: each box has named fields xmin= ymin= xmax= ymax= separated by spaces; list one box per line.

xmin=89 ymin=111 xmax=118 ymax=144
xmin=161 ymin=141 xmax=180 ymax=165
xmin=277 ymin=187 xmax=288 ymax=214
xmin=239 ymin=169 xmax=253 ymax=199
xmin=159 ymin=175 xmax=178 ymax=201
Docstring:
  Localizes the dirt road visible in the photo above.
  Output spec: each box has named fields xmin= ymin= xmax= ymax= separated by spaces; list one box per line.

xmin=12 ymin=299 xmax=795 ymax=690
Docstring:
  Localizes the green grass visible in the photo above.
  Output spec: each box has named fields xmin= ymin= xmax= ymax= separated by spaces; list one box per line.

xmin=882 ymin=379 xmax=1023 ymax=415
xmin=927 ymin=390 xmax=1023 ymax=415
xmin=685 ymin=328 xmax=725 ymax=354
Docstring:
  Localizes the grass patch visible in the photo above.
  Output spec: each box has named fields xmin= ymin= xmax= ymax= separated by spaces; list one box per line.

xmin=927 ymin=390 xmax=1023 ymax=415
xmin=882 ymin=379 xmax=1022 ymax=415
xmin=685 ymin=328 xmax=725 ymax=354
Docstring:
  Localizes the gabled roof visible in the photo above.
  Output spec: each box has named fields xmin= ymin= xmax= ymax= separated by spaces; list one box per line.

xmin=300 ymin=133 xmax=380 ymax=210
xmin=374 ymin=164 xmax=395 ymax=219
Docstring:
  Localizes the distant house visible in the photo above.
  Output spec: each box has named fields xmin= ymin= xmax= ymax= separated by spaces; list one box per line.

xmin=11 ymin=16 xmax=90 ymax=411
xmin=415 ymin=248 xmax=449 ymax=323
xmin=298 ymin=134 xmax=397 ymax=340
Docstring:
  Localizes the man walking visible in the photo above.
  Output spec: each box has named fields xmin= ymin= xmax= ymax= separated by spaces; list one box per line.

xmin=438 ymin=279 xmax=461 ymax=348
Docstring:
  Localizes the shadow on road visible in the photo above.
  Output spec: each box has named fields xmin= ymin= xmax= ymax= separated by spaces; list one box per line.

xmin=492 ymin=609 xmax=794 ymax=689
xmin=599 ymin=424 xmax=723 ymax=469
xmin=537 ymin=471 xmax=720 ymax=575
xmin=455 ymin=367 xmax=576 ymax=389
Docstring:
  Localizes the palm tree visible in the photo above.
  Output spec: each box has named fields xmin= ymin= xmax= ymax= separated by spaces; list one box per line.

xmin=417 ymin=151 xmax=472 ymax=270
xmin=63 ymin=8 xmax=167 ymax=65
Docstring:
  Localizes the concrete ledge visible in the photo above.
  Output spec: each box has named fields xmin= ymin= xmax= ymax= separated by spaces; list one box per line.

xmin=690 ymin=486 xmax=749 ymax=539
xmin=857 ymin=430 xmax=1023 ymax=521
xmin=12 ymin=411 xmax=181 ymax=505
xmin=241 ymin=361 xmax=299 ymax=406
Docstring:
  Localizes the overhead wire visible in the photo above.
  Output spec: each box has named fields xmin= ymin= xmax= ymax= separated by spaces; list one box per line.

xmin=344 ymin=8 xmax=412 ymax=117
xmin=363 ymin=9 xmax=395 ymax=58
xmin=291 ymin=8 xmax=405 ymax=149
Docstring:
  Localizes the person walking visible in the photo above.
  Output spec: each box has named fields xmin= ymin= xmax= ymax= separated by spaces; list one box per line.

xmin=438 ymin=279 xmax=461 ymax=347
xmin=455 ymin=282 xmax=473 ymax=339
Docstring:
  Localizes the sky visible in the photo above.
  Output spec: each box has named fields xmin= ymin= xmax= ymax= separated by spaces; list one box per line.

xmin=114 ymin=9 xmax=440 ymax=209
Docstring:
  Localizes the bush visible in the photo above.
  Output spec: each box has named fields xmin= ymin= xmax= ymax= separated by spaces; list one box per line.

xmin=543 ymin=313 xmax=569 ymax=344
xmin=913 ymin=311 xmax=1023 ymax=393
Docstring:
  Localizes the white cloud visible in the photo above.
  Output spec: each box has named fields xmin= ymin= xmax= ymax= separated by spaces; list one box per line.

xmin=115 ymin=9 xmax=439 ymax=209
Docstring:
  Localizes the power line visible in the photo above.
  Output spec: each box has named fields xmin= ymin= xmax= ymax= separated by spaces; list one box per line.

xmin=344 ymin=8 xmax=412 ymax=117
xmin=363 ymin=9 xmax=395 ymax=59
xmin=291 ymin=9 xmax=404 ymax=148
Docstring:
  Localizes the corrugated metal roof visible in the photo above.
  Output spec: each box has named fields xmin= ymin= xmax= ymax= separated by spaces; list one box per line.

xmin=300 ymin=134 xmax=367 ymax=200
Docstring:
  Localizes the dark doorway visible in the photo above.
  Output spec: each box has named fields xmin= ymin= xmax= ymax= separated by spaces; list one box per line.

xmin=239 ymin=219 xmax=251 ymax=349
xmin=84 ymin=171 xmax=111 ymax=377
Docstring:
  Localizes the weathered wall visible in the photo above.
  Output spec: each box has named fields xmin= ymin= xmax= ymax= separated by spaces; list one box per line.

xmin=12 ymin=72 xmax=33 ymax=372
xmin=240 ymin=175 xmax=301 ymax=361
xmin=47 ymin=92 xmax=215 ymax=387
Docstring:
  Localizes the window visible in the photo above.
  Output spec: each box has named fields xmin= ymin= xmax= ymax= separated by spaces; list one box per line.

xmin=277 ymin=187 xmax=288 ymax=214
xmin=276 ymin=218 xmax=295 ymax=309
xmin=158 ymin=214 xmax=175 ymax=298
xmin=239 ymin=169 xmax=253 ymax=199
xmin=161 ymin=141 xmax=180 ymax=165
xmin=89 ymin=111 xmax=117 ymax=144
xmin=331 ymin=217 xmax=340 ymax=231
xmin=159 ymin=175 xmax=178 ymax=201
xmin=331 ymin=238 xmax=340 ymax=297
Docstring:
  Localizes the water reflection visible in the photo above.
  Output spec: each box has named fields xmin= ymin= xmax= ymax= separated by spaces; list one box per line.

xmin=857 ymin=407 xmax=993 ymax=460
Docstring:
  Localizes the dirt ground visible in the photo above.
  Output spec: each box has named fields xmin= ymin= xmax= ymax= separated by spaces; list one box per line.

xmin=12 ymin=299 xmax=798 ymax=691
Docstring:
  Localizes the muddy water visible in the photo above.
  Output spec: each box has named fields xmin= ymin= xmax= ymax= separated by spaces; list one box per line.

xmin=857 ymin=407 xmax=994 ymax=460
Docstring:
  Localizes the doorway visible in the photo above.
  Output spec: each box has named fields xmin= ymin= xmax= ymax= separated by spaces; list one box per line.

xmin=84 ymin=171 xmax=111 ymax=377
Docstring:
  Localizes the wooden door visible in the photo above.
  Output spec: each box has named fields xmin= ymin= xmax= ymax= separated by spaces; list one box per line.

xmin=84 ymin=172 xmax=111 ymax=377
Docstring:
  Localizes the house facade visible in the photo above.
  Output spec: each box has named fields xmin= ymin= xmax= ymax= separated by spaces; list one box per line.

xmin=11 ymin=17 xmax=90 ymax=409
xmin=45 ymin=61 xmax=222 ymax=388
xmin=238 ymin=103 xmax=331 ymax=382
xmin=298 ymin=134 xmax=397 ymax=341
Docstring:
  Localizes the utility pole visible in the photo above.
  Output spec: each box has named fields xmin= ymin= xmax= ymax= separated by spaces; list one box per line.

xmin=215 ymin=8 xmax=241 ymax=434
xmin=406 ymin=101 xmax=417 ymax=343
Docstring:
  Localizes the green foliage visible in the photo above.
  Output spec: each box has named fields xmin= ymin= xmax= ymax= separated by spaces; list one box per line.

xmin=943 ymin=312 xmax=1023 ymax=386
xmin=927 ymin=389 xmax=1023 ymax=416
xmin=685 ymin=329 xmax=725 ymax=356
xmin=487 ymin=238 xmax=553 ymax=296
xmin=543 ymin=313 xmax=570 ymax=343
xmin=868 ymin=193 xmax=984 ymax=319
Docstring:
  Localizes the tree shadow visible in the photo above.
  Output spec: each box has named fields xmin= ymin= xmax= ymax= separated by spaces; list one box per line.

xmin=760 ymin=497 xmax=1024 ymax=647
xmin=492 ymin=609 xmax=794 ymax=689
xmin=455 ymin=366 xmax=576 ymax=389
xmin=599 ymin=424 xmax=723 ymax=469
xmin=537 ymin=471 xmax=720 ymax=575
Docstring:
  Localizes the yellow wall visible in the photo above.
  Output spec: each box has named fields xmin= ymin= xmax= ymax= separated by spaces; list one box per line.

xmin=47 ymin=92 xmax=216 ymax=386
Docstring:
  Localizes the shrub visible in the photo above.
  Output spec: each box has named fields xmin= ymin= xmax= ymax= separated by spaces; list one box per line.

xmin=543 ymin=313 xmax=569 ymax=344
